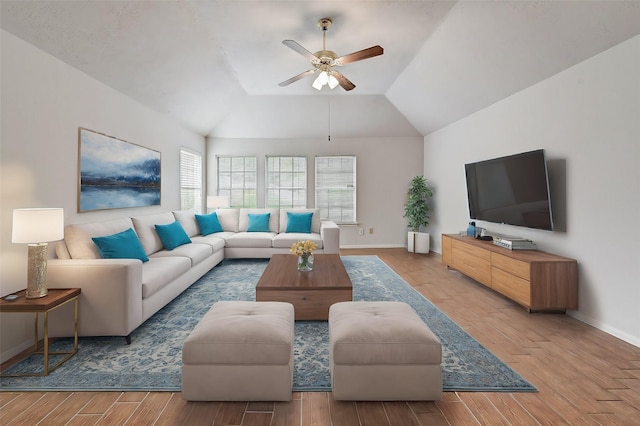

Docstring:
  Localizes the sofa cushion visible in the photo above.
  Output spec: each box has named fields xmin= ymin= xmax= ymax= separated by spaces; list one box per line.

xmin=225 ymin=232 xmax=275 ymax=248
xmin=64 ymin=217 xmax=135 ymax=259
xmin=55 ymin=241 xmax=72 ymax=259
xmin=150 ymin=242 xmax=212 ymax=266
xmin=141 ymin=257 xmax=191 ymax=299
xmin=195 ymin=212 xmax=224 ymax=235
xmin=272 ymin=233 xmax=323 ymax=249
xmin=285 ymin=212 xmax=313 ymax=233
xmin=191 ymin=235 xmax=226 ymax=252
xmin=132 ymin=212 xmax=176 ymax=255
xmin=155 ymin=221 xmax=192 ymax=250
xmin=91 ymin=228 xmax=149 ymax=262
xmin=247 ymin=213 xmax=271 ymax=232
xmin=215 ymin=209 xmax=240 ymax=232
xmin=239 ymin=209 xmax=280 ymax=232
xmin=279 ymin=209 xmax=321 ymax=234
xmin=172 ymin=209 xmax=199 ymax=237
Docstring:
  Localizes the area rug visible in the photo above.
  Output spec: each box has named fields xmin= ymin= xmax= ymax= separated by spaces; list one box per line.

xmin=0 ymin=256 xmax=536 ymax=393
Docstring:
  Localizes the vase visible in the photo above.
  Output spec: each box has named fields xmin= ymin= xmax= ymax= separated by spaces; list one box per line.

xmin=297 ymin=254 xmax=314 ymax=271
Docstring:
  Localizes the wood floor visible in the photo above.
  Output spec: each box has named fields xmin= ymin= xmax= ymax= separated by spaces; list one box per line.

xmin=1 ymin=248 xmax=639 ymax=425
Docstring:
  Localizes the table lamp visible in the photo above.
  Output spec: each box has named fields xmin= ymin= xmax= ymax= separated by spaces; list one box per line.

xmin=12 ymin=208 xmax=64 ymax=298
xmin=207 ymin=195 xmax=229 ymax=212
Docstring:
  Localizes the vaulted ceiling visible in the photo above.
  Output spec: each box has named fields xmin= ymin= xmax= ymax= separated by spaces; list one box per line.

xmin=2 ymin=1 xmax=639 ymax=138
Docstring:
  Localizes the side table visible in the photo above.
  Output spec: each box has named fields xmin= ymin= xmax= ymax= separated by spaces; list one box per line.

xmin=0 ymin=288 xmax=80 ymax=376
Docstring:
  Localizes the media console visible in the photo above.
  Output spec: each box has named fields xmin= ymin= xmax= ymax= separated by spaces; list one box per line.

xmin=441 ymin=234 xmax=578 ymax=312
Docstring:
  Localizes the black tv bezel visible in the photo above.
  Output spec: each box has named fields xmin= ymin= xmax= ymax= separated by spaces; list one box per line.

xmin=464 ymin=149 xmax=554 ymax=231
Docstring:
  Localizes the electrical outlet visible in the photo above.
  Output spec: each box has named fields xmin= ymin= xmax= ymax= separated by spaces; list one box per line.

xmin=358 ymin=228 xmax=364 ymax=236
xmin=369 ymin=228 xmax=374 ymax=234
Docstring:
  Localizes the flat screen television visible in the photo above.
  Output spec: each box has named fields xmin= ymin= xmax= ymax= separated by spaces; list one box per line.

xmin=465 ymin=149 xmax=554 ymax=231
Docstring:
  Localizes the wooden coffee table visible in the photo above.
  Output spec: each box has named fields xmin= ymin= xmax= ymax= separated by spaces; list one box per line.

xmin=256 ymin=254 xmax=352 ymax=320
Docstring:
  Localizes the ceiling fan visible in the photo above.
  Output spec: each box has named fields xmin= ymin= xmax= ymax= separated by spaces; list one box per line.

xmin=279 ymin=18 xmax=384 ymax=91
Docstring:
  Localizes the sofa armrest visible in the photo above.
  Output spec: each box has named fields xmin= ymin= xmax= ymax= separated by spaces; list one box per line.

xmin=46 ymin=259 xmax=144 ymax=338
xmin=320 ymin=221 xmax=340 ymax=254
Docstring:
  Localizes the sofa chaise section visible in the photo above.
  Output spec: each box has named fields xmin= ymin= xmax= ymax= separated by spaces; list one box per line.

xmin=219 ymin=208 xmax=339 ymax=258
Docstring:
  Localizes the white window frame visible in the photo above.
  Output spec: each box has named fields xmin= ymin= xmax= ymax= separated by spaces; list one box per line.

xmin=180 ymin=148 xmax=203 ymax=214
xmin=217 ymin=156 xmax=257 ymax=208
xmin=315 ymin=155 xmax=357 ymax=224
xmin=266 ymin=155 xmax=307 ymax=209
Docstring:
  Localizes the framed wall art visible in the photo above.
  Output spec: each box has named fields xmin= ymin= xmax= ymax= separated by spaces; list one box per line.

xmin=78 ymin=127 xmax=161 ymax=212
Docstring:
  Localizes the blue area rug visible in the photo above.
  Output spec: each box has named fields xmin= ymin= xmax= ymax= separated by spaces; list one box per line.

xmin=0 ymin=256 xmax=536 ymax=392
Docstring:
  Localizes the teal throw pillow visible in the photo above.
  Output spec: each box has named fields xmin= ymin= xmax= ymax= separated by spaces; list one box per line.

xmin=195 ymin=212 xmax=223 ymax=235
xmin=247 ymin=213 xmax=271 ymax=232
xmin=286 ymin=212 xmax=313 ymax=233
xmin=92 ymin=228 xmax=149 ymax=262
xmin=155 ymin=221 xmax=191 ymax=250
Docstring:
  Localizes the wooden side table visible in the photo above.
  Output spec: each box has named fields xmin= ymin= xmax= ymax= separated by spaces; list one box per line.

xmin=0 ymin=288 xmax=80 ymax=376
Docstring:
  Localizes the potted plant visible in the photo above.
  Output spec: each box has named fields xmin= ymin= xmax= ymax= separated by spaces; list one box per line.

xmin=403 ymin=175 xmax=433 ymax=253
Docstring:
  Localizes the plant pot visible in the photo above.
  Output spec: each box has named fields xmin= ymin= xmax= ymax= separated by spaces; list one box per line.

xmin=408 ymin=231 xmax=430 ymax=254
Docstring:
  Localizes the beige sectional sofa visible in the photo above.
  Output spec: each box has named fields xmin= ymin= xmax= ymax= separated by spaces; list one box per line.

xmin=46 ymin=208 xmax=339 ymax=342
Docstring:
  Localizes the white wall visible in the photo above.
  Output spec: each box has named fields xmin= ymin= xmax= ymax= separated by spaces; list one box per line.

xmin=207 ymin=137 xmax=424 ymax=248
xmin=425 ymin=36 xmax=640 ymax=347
xmin=0 ymin=30 xmax=205 ymax=361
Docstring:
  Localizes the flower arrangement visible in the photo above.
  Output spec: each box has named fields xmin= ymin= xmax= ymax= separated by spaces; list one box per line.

xmin=290 ymin=240 xmax=317 ymax=257
xmin=290 ymin=240 xmax=317 ymax=271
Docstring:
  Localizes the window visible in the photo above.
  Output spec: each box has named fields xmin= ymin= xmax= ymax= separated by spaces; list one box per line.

xmin=217 ymin=156 xmax=257 ymax=208
xmin=266 ymin=156 xmax=307 ymax=208
xmin=180 ymin=149 xmax=203 ymax=214
xmin=315 ymin=155 xmax=356 ymax=224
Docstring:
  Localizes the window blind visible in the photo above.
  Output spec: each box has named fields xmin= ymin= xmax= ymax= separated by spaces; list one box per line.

xmin=217 ymin=156 xmax=257 ymax=208
xmin=180 ymin=149 xmax=202 ymax=213
xmin=315 ymin=155 xmax=356 ymax=224
xmin=266 ymin=156 xmax=307 ymax=208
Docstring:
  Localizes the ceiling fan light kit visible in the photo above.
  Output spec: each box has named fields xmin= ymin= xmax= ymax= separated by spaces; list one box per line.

xmin=280 ymin=18 xmax=384 ymax=92
xmin=312 ymin=71 xmax=339 ymax=91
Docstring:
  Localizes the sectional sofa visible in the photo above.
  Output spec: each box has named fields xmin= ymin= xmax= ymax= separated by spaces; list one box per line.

xmin=46 ymin=208 xmax=340 ymax=342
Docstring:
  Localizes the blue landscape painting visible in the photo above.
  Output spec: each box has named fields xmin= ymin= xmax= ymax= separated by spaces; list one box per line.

xmin=79 ymin=128 xmax=161 ymax=212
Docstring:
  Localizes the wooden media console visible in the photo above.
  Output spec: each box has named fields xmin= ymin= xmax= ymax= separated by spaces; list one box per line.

xmin=442 ymin=234 xmax=578 ymax=312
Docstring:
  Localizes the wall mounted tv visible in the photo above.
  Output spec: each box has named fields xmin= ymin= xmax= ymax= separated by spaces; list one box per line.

xmin=465 ymin=149 xmax=554 ymax=231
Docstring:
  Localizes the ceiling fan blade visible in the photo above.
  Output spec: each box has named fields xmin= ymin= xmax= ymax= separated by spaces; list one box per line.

xmin=332 ymin=71 xmax=356 ymax=91
xmin=278 ymin=69 xmax=317 ymax=87
xmin=333 ymin=45 xmax=384 ymax=66
xmin=282 ymin=40 xmax=318 ymax=63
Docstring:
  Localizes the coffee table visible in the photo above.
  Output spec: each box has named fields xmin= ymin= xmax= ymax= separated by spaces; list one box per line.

xmin=256 ymin=254 xmax=352 ymax=320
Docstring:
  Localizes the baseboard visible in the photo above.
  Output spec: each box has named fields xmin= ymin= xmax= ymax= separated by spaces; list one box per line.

xmin=569 ymin=311 xmax=640 ymax=348
xmin=340 ymin=244 xmax=406 ymax=249
xmin=1 ymin=338 xmax=37 ymax=367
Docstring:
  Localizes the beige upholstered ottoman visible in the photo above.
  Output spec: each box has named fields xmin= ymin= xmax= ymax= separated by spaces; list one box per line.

xmin=182 ymin=301 xmax=294 ymax=401
xmin=329 ymin=301 xmax=442 ymax=401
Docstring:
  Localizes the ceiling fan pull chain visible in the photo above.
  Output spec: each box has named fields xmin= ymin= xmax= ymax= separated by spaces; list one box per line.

xmin=328 ymin=97 xmax=331 ymax=142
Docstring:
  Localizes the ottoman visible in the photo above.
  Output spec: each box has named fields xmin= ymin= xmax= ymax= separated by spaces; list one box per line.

xmin=329 ymin=301 xmax=442 ymax=401
xmin=182 ymin=301 xmax=294 ymax=401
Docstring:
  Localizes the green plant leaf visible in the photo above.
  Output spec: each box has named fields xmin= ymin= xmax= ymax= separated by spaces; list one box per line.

xmin=403 ymin=175 xmax=433 ymax=232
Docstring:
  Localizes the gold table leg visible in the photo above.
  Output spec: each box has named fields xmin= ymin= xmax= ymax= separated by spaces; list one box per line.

xmin=1 ymin=296 xmax=79 ymax=377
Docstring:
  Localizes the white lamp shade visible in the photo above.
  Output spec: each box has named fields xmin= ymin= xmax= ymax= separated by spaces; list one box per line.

xmin=207 ymin=196 xmax=229 ymax=209
xmin=328 ymin=74 xmax=339 ymax=89
xmin=312 ymin=75 xmax=324 ymax=91
xmin=317 ymin=71 xmax=329 ymax=85
xmin=12 ymin=208 xmax=64 ymax=243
